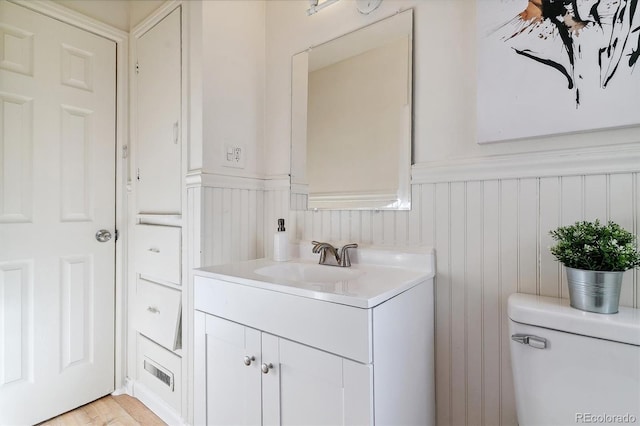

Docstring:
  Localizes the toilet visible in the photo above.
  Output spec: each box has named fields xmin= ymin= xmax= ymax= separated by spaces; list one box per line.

xmin=508 ymin=293 xmax=640 ymax=426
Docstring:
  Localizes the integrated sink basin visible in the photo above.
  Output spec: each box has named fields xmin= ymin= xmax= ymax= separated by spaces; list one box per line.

xmin=254 ymin=262 xmax=363 ymax=283
xmin=194 ymin=242 xmax=435 ymax=308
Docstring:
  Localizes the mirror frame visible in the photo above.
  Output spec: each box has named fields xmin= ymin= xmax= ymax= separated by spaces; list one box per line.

xmin=290 ymin=9 xmax=414 ymax=211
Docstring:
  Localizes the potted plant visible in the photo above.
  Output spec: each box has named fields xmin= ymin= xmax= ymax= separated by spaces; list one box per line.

xmin=549 ymin=220 xmax=640 ymax=314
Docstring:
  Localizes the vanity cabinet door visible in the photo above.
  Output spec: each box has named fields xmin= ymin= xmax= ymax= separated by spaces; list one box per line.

xmin=265 ymin=336 xmax=373 ymax=426
xmin=203 ymin=314 xmax=261 ymax=426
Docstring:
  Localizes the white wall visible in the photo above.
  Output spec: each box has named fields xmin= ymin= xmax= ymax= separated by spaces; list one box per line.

xmin=141 ymin=1 xmax=640 ymax=425
xmin=120 ymin=1 xmax=640 ymax=425
xmin=200 ymin=0 xmax=266 ymax=178
xmin=284 ymin=170 xmax=640 ymax=426
xmin=264 ymin=0 xmax=640 ymax=176
xmin=262 ymin=1 xmax=640 ymax=426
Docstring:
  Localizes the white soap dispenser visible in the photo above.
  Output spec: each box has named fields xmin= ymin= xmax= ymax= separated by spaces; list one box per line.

xmin=273 ymin=218 xmax=290 ymax=261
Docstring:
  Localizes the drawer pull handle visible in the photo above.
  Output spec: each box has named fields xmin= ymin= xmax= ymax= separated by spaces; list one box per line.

xmin=243 ymin=356 xmax=255 ymax=366
xmin=147 ymin=306 xmax=160 ymax=314
xmin=148 ymin=248 xmax=160 ymax=253
xmin=261 ymin=363 xmax=274 ymax=374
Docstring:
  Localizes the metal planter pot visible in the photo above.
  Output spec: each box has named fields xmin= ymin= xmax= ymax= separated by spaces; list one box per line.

xmin=565 ymin=267 xmax=624 ymax=314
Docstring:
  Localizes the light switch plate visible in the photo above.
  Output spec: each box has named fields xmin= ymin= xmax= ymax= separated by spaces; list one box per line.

xmin=223 ymin=143 xmax=246 ymax=168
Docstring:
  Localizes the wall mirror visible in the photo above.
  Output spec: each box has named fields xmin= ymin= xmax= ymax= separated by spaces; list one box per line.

xmin=290 ymin=9 xmax=413 ymax=210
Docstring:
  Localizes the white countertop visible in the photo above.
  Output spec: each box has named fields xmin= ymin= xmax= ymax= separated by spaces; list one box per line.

xmin=194 ymin=244 xmax=435 ymax=308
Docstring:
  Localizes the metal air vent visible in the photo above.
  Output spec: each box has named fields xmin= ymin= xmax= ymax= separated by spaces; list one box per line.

xmin=144 ymin=357 xmax=174 ymax=391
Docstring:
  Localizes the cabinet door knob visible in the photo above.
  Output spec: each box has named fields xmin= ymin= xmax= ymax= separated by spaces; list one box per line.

xmin=243 ymin=356 xmax=255 ymax=366
xmin=261 ymin=363 xmax=274 ymax=374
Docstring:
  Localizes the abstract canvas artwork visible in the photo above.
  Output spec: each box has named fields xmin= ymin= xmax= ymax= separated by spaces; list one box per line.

xmin=477 ymin=0 xmax=640 ymax=143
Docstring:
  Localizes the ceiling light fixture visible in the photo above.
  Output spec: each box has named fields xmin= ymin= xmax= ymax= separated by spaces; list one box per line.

xmin=356 ymin=0 xmax=383 ymax=15
xmin=307 ymin=0 xmax=341 ymax=16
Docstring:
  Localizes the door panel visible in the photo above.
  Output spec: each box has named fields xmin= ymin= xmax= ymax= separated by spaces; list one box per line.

xmin=136 ymin=7 xmax=181 ymax=215
xmin=0 ymin=2 xmax=116 ymax=424
xmin=276 ymin=337 xmax=345 ymax=426
xmin=204 ymin=315 xmax=261 ymax=426
xmin=261 ymin=333 xmax=281 ymax=426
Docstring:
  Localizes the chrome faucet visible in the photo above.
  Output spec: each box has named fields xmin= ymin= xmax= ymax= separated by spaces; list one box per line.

xmin=312 ymin=241 xmax=358 ymax=267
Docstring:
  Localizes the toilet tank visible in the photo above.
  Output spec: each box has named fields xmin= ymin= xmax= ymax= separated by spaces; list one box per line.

xmin=508 ymin=293 xmax=640 ymax=426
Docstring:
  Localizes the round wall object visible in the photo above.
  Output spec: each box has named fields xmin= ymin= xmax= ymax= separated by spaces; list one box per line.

xmin=356 ymin=0 xmax=383 ymax=15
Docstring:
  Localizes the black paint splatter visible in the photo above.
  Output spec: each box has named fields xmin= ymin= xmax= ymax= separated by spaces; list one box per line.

xmin=497 ymin=0 xmax=639 ymax=106
xmin=591 ymin=1 xmax=603 ymax=27
xmin=630 ymin=25 xmax=640 ymax=66
xmin=514 ymin=48 xmax=575 ymax=88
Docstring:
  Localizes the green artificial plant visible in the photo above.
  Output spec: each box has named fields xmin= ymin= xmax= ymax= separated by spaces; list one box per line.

xmin=549 ymin=220 xmax=640 ymax=271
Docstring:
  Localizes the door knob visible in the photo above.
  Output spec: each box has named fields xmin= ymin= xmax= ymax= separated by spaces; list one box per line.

xmin=261 ymin=363 xmax=274 ymax=374
xmin=95 ymin=229 xmax=112 ymax=242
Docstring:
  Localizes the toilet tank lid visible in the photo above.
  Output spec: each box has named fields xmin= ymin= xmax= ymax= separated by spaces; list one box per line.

xmin=508 ymin=293 xmax=640 ymax=346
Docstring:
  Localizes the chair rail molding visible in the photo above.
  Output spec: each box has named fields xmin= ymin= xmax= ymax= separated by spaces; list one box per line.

xmin=186 ymin=171 xmax=289 ymax=191
xmin=412 ymin=143 xmax=640 ymax=184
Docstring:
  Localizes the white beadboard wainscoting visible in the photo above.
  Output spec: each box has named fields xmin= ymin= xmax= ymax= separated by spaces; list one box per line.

xmin=289 ymin=172 xmax=639 ymax=426
xmin=186 ymin=173 xmax=288 ymax=268
xmin=189 ymin=144 xmax=640 ymax=426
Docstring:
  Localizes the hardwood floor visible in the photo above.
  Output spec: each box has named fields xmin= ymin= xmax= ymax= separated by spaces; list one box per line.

xmin=37 ymin=395 xmax=166 ymax=426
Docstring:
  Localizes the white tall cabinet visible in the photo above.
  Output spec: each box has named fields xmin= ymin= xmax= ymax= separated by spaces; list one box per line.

xmin=129 ymin=5 xmax=185 ymax=424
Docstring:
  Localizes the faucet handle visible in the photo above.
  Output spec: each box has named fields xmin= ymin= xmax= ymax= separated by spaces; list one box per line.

xmin=339 ymin=243 xmax=358 ymax=267
xmin=311 ymin=241 xmax=328 ymax=253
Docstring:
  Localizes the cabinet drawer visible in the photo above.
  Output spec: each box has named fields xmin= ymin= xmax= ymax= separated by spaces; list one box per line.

xmin=134 ymin=278 xmax=181 ymax=351
xmin=137 ymin=334 xmax=182 ymax=412
xmin=194 ymin=277 xmax=373 ymax=363
xmin=135 ymin=224 xmax=181 ymax=284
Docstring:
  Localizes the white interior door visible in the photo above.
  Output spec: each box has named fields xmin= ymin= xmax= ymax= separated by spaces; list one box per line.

xmin=0 ymin=2 xmax=116 ymax=424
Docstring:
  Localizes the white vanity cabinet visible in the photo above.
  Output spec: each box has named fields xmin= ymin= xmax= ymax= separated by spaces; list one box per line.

xmin=193 ymin=253 xmax=435 ymax=426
